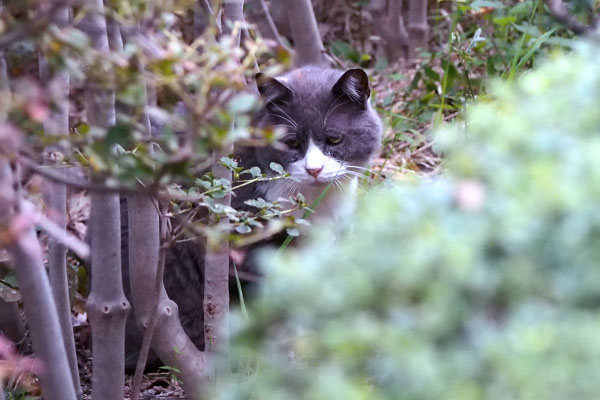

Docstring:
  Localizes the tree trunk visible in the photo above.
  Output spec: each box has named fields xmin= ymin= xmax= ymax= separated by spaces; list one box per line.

xmin=39 ymin=6 xmax=81 ymax=397
xmin=285 ymin=0 xmax=327 ymax=66
xmin=80 ymin=1 xmax=130 ymax=399
xmin=245 ymin=0 xmax=292 ymax=53
xmin=407 ymin=0 xmax=429 ymax=61
xmin=128 ymin=195 xmax=209 ymax=399
xmin=0 ymin=161 xmax=76 ymax=400
xmin=0 ymin=50 xmax=26 ymax=349
xmin=370 ymin=0 xmax=409 ymax=62
xmin=128 ymin=20 xmax=209 ymax=397
xmin=201 ymin=0 xmax=245 ymax=380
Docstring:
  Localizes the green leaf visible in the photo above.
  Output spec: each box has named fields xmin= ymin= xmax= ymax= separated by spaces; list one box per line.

xmin=245 ymin=198 xmax=273 ymax=209
xmin=424 ymin=66 xmax=441 ymax=82
xmin=512 ymin=22 xmax=539 ymax=36
xmin=470 ymin=0 xmax=504 ymax=10
xmin=246 ymin=166 xmax=261 ymax=178
xmin=270 ymin=162 xmax=285 ymax=175
xmin=74 ymin=122 xmax=90 ymax=135
xmin=330 ymin=40 xmax=361 ymax=64
xmin=106 ymin=124 xmax=132 ymax=148
xmin=382 ymin=93 xmax=395 ymax=107
xmin=493 ymin=16 xmax=517 ymax=26
xmin=228 ymin=93 xmax=258 ymax=114
xmin=515 ymin=27 xmax=558 ymax=71
xmin=220 ymin=157 xmax=238 ymax=170
xmin=389 ymin=73 xmax=406 ymax=81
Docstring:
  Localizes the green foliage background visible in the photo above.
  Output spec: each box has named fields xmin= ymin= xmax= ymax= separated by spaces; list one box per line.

xmin=214 ymin=41 xmax=600 ymax=400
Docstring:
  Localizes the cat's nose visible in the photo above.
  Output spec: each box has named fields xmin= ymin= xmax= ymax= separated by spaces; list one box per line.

xmin=306 ymin=166 xmax=323 ymax=178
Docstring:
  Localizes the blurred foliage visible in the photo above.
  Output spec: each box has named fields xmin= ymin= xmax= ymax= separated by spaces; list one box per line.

xmin=0 ymin=0 xmax=308 ymax=250
xmin=214 ymin=40 xmax=600 ymax=399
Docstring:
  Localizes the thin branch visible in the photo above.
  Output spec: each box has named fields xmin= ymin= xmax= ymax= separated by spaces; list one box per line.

xmin=23 ymin=200 xmax=90 ymax=259
xmin=18 ymin=157 xmax=155 ymax=195
xmin=130 ymin=203 xmax=167 ymax=400
xmin=545 ymin=0 xmax=597 ymax=35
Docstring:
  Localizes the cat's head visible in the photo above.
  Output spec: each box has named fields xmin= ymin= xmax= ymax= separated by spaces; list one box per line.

xmin=253 ymin=67 xmax=382 ymax=186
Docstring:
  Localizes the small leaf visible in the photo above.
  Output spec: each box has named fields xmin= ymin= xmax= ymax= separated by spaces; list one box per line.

xmin=270 ymin=162 xmax=285 ymax=175
xmin=74 ymin=122 xmax=90 ymax=135
xmin=220 ymin=157 xmax=238 ymax=170
xmin=228 ymin=93 xmax=258 ymax=114
xmin=106 ymin=124 xmax=132 ymax=148
xmin=286 ymin=227 xmax=300 ymax=237
xmin=245 ymin=198 xmax=273 ymax=209
xmin=249 ymin=166 xmax=261 ymax=178
xmin=424 ymin=66 xmax=440 ymax=82
xmin=235 ymin=224 xmax=252 ymax=234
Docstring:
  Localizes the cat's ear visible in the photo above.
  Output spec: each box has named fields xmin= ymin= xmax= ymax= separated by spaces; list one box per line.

xmin=332 ymin=69 xmax=371 ymax=109
xmin=256 ymin=73 xmax=292 ymax=104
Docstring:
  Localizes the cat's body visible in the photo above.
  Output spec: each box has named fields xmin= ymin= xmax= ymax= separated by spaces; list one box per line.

xmin=122 ymin=67 xmax=382 ymax=371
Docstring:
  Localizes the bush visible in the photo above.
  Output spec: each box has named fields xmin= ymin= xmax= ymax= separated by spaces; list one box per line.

xmin=214 ymin=40 xmax=600 ymax=400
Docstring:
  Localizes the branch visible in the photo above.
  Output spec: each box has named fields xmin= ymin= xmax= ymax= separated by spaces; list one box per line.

xmin=284 ymin=0 xmax=327 ymax=66
xmin=545 ymin=0 xmax=598 ymax=35
xmin=0 ymin=0 xmax=78 ymax=50
xmin=245 ymin=0 xmax=293 ymax=53
xmin=0 ymin=161 xmax=77 ymax=400
xmin=23 ymin=200 xmax=90 ymax=260
xmin=39 ymin=5 xmax=82 ymax=394
xmin=18 ymin=157 xmax=156 ymax=195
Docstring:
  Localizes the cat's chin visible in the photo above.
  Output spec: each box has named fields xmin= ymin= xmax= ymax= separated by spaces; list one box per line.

xmin=299 ymin=178 xmax=331 ymax=187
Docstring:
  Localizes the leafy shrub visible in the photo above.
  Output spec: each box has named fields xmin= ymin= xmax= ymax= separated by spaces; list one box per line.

xmin=214 ymin=40 xmax=600 ymax=400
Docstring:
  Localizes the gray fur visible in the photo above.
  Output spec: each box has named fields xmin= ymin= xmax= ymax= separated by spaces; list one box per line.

xmin=236 ymin=67 xmax=382 ymax=208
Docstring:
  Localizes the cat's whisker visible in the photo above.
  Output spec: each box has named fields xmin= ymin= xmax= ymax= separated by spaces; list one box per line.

xmin=340 ymin=171 xmax=376 ymax=184
xmin=323 ymin=93 xmax=346 ymax=123
xmin=270 ymin=103 xmax=298 ymax=128
xmin=273 ymin=124 xmax=296 ymax=131
xmin=323 ymin=100 xmax=351 ymax=125
xmin=271 ymin=113 xmax=298 ymax=129
xmin=332 ymin=179 xmax=344 ymax=193
xmin=338 ymin=174 xmax=362 ymax=187
xmin=345 ymin=165 xmax=379 ymax=175
xmin=282 ymin=179 xmax=299 ymax=200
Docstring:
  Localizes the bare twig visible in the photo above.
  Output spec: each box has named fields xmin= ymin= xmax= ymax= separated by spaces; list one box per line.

xmin=22 ymin=200 xmax=90 ymax=259
xmin=18 ymin=157 xmax=155 ymax=195
xmin=545 ymin=0 xmax=599 ymax=35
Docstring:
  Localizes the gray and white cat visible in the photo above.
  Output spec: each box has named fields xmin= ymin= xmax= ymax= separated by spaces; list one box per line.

xmin=123 ymin=67 xmax=382 ymax=371
xmin=234 ymin=67 xmax=382 ymax=222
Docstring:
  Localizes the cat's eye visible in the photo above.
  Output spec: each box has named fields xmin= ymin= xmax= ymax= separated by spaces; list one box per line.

xmin=283 ymin=137 xmax=300 ymax=149
xmin=327 ymin=136 xmax=343 ymax=145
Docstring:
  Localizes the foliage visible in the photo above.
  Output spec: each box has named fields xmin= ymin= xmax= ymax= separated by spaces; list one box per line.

xmin=214 ymin=40 xmax=600 ymax=399
xmin=368 ymin=0 xmax=585 ymax=171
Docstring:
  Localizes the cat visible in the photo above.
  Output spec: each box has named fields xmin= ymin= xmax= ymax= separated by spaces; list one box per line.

xmin=234 ymin=67 xmax=382 ymax=220
xmin=122 ymin=66 xmax=382 ymax=371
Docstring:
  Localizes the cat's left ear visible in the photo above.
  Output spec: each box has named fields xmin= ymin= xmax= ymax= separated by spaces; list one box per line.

xmin=332 ymin=69 xmax=371 ymax=109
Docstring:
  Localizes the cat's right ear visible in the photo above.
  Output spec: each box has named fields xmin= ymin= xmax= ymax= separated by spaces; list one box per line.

xmin=332 ymin=69 xmax=371 ymax=109
xmin=256 ymin=73 xmax=292 ymax=104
